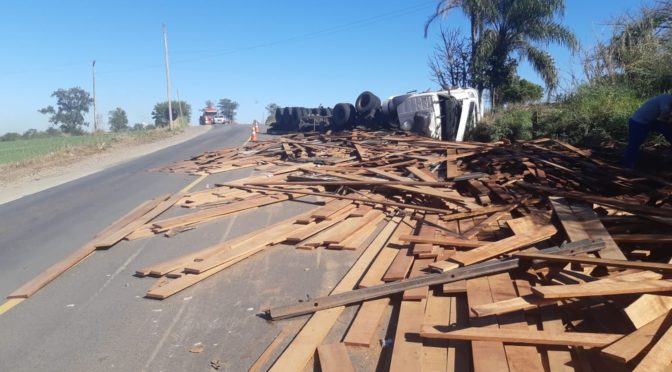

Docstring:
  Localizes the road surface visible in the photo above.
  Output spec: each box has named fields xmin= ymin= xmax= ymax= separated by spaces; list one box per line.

xmin=0 ymin=124 xmax=366 ymax=371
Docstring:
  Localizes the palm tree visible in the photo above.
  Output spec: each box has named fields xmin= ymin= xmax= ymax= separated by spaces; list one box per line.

xmin=425 ymin=0 xmax=493 ymax=99
xmin=425 ymin=0 xmax=577 ymax=106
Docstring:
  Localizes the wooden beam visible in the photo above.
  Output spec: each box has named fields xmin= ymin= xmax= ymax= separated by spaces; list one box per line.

xmin=267 ymin=240 xmax=604 ymax=320
xmin=532 ymin=279 xmax=672 ymax=299
xmin=398 ymin=235 xmax=483 ymax=248
xmin=602 ymin=311 xmax=672 ymax=364
xmin=268 ymin=217 xmax=401 ymax=371
xmin=633 ymin=312 xmax=672 ymax=372
xmin=317 ymin=343 xmax=355 ymax=372
xmin=420 ymin=326 xmax=623 ymax=348
xmin=515 ymin=252 xmax=672 ymax=273
xmin=430 ymin=223 xmax=557 ymax=272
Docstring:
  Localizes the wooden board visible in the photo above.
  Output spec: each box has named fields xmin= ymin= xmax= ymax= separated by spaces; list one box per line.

xmin=532 ymin=279 xmax=672 ymax=299
xmin=430 ymin=223 xmax=557 ymax=272
xmin=8 ymin=193 xmax=172 ymax=299
xmin=602 ymin=311 xmax=672 ymax=363
xmin=623 ymin=258 xmax=672 ymax=329
xmin=343 ymin=298 xmax=390 ymax=347
xmin=488 ymin=274 xmax=544 ymax=372
xmin=421 ymin=291 xmax=450 ymax=372
xmin=269 ymin=217 xmax=401 ymax=372
xmin=402 ymin=257 xmax=434 ymax=300
xmin=515 ymin=251 xmax=672 ymax=273
xmin=382 ymin=248 xmax=414 ymax=282
xmin=421 ymin=327 xmax=623 ymax=347
xmin=465 ymin=277 xmax=510 ymax=372
xmin=317 ymin=343 xmax=355 ymax=372
xmin=633 ymin=313 xmax=672 ymax=372
xmin=389 ymin=299 xmax=427 ymax=372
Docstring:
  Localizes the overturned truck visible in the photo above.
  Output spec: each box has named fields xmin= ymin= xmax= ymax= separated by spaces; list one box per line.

xmin=270 ymin=88 xmax=481 ymax=141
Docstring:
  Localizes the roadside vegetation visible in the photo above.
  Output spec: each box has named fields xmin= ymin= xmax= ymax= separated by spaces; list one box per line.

xmin=0 ymin=128 xmax=176 ymax=166
xmin=427 ymin=1 xmax=672 ymax=147
xmin=0 ymin=86 xmax=194 ymax=169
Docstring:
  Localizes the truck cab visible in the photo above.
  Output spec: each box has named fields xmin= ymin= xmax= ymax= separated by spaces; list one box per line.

xmin=394 ymin=88 xmax=481 ymax=141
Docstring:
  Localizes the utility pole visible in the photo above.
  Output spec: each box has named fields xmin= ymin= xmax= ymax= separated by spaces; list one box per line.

xmin=163 ymin=24 xmax=174 ymax=130
xmin=176 ymin=89 xmax=184 ymax=125
xmin=92 ymin=60 xmax=98 ymax=132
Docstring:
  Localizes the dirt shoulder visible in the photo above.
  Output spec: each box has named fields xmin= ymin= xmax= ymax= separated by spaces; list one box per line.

xmin=0 ymin=125 xmax=212 ymax=205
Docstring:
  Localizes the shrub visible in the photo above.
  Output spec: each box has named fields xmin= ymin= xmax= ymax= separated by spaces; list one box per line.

xmin=0 ymin=132 xmax=21 ymax=141
xmin=489 ymin=108 xmax=534 ymax=141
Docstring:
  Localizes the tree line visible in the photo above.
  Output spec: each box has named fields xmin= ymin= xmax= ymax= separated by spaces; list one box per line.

xmin=7 ymin=87 xmax=195 ymax=137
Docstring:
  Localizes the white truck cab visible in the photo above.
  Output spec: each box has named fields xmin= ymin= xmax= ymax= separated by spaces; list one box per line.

xmin=392 ymin=88 xmax=481 ymax=141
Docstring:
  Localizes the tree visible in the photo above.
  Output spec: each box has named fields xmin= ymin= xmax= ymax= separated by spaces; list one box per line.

xmin=217 ymin=98 xmax=239 ymax=121
xmin=500 ymin=76 xmax=544 ymax=104
xmin=132 ymin=123 xmax=145 ymax=131
xmin=108 ymin=107 xmax=129 ymax=132
xmin=38 ymin=87 xmax=93 ymax=134
xmin=428 ymin=27 xmax=473 ymax=88
xmin=265 ymin=103 xmax=280 ymax=124
xmin=583 ymin=3 xmax=672 ymax=96
xmin=265 ymin=103 xmax=279 ymax=117
xmin=152 ymin=100 xmax=192 ymax=127
xmin=205 ymin=100 xmax=215 ymax=109
xmin=425 ymin=0 xmax=577 ymax=106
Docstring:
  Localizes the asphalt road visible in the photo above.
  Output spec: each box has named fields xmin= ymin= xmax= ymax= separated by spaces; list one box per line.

xmin=0 ymin=124 xmax=364 ymax=371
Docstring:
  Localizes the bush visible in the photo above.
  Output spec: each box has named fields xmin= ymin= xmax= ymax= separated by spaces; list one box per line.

xmin=0 ymin=132 xmax=21 ymax=141
xmin=538 ymin=83 xmax=641 ymax=146
xmin=482 ymin=82 xmax=644 ymax=146
xmin=22 ymin=129 xmax=38 ymax=138
xmin=489 ymin=108 xmax=534 ymax=141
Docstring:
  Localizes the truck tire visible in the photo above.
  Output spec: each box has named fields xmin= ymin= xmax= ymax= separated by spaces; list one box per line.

xmin=381 ymin=94 xmax=411 ymax=117
xmin=291 ymin=107 xmax=301 ymax=128
xmin=275 ymin=108 xmax=284 ymax=127
xmin=332 ymin=103 xmax=355 ymax=131
xmin=355 ymin=91 xmax=381 ymax=117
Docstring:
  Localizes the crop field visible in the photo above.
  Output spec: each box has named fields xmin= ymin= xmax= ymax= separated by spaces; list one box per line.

xmin=0 ymin=130 xmax=174 ymax=165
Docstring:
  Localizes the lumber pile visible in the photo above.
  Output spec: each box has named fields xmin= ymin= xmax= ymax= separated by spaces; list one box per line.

xmin=11 ymin=130 xmax=672 ymax=371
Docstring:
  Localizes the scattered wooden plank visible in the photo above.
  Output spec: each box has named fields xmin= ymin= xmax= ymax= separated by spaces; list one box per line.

xmin=420 ymin=326 xmax=623 ymax=348
xmin=389 ymin=299 xmax=427 ymax=372
xmin=317 ymin=343 xmax=355 ymax=372
xmin=633 ymin=312 xmax=672 ymax=372
xmin=488 ymin=273 xmax=545 ymax=372
xmin=515 ymin=251 xmax=672 ymax=273
xmin=421 ymin=291 xmax=450 ymax=372
xmin=398 ymin=235 xmax=483 ymax=248
xmin=602 ymin=311 xmax=672 ymax=364
xmin=532 ymin=279 xmax=672 ymax=299
xmin=465 ymin=276 xmax=510 ymax=372
xmin=269 ymin=217 xmax=401 ymax=372
xmin=430 ymin=222 xmax=557 ymax=272
xmin=343 ymin=298 xmax=390 ymax=347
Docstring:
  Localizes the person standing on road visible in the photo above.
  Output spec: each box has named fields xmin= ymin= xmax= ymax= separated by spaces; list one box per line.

xmin=624 ymin=94 xmax=672 ymax=168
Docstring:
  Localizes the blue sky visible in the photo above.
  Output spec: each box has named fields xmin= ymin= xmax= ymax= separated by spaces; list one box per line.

xmin=0 ymin=0 xmax=647 ymax=134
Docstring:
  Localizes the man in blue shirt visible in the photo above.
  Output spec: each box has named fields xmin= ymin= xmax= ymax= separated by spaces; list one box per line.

xmin=624 ymin=94 xmax=672 ymax=168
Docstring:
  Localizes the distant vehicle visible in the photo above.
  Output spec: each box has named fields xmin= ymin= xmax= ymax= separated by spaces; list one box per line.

xmin=213 ymin=114 xmax=227 ymax=125
xmin=199 ymin=107 xmax=218 ymax=125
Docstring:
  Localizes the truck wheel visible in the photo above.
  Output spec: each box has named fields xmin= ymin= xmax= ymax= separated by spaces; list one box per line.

xmin=355 ymin=91 xmax=381 ymax=116
xmin=332 ymin=103 xmax=355 ymax=131
xmin=381 ymin=94 xmax=411 ymax=117
xmin=290 ymin=107 xmax=301 ymax=129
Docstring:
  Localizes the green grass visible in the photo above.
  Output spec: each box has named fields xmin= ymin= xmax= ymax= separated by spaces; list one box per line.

xmin=0 ymin=129 xmax=176 ymax=165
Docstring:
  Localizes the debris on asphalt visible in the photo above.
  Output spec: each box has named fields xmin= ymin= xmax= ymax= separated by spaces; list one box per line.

xmin=9 ymin=129 xmax=672 ymax=371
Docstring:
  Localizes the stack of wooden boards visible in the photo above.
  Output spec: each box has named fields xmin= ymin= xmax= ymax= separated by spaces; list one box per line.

xmin=10 ymin=130 xmax=672 ymax=371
